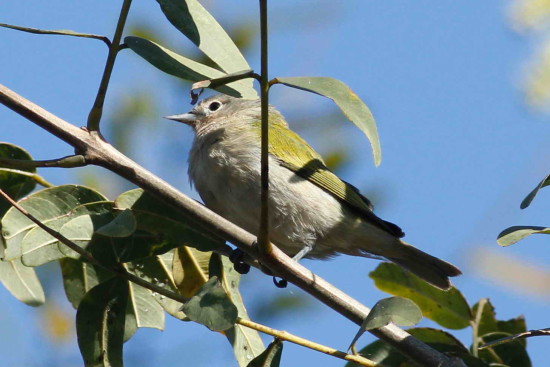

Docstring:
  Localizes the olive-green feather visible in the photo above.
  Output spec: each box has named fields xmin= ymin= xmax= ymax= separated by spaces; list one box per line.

xmin=252 ymin=115 xmax=404 ymax=238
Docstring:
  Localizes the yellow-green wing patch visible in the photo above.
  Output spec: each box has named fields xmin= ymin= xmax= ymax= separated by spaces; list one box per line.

xmin=258 ymin=117 xmax=404 ymax=238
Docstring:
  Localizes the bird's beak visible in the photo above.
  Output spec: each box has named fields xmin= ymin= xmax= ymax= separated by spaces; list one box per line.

xmin=164 ymin=112 xmax=198 ymax=126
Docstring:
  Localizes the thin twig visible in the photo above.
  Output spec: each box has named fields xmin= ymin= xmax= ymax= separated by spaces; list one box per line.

xmin=257 ymin=0 xmax=271 ymax=255
xmin=479 ymin=328 xmax=550 ymax=350
xmin=236 ymin=317 xmax=376 ymax=366
xmin=0 ymin=155 xmax=86 ymax=169
xmin=86 ymin=0 xmax=133 ymax=131
xmin=0 ymin=23 xmax=111 ymax=47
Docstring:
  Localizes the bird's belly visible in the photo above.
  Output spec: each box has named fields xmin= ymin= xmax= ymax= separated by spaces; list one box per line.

xmin=190 ymin=151 xmax=347 ymax=258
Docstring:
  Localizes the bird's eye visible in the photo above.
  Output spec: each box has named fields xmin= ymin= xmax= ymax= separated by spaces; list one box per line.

xmin=208 ymin=101 xmax=221 ymax=111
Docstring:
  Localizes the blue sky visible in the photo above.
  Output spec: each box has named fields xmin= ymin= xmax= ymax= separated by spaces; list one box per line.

xmin=2 ymin=1 xmax=550 ymax=366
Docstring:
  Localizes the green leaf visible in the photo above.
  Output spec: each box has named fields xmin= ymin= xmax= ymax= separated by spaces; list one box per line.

xmin=0 ymin=257 xmax=44 ymax=306
xmin=520 ymin=173 xmax=550 ymax=209
xmin=115 ymin=189 xmax=225 ymax=254
xmin=125 ymin=37 xmax=256 ymax=99
xmin=497 ymin=226 xmax=550 ymax=247
xmin=96 ymin=209 xmax=136 ymax=237
xmin=369 ymin=263 xmax=471 ymax=329
xmin=0 ymin=143 xmax=36 ymax=216
xmin=0 ymin=23 xmax=109 ymax=45
xmin=210 ymin=254 xmax=265 ymax=365
xmin=59 ymin=258 xmax=113 ymax=309
xmin=2 ymin=185 xmax=107 ymax=260
xmin=472 ymin=299 xmax=527 ymax=347
xmin=76 ymin=277 xmax=128 ymax=367
xmin=273 ymin=76 xmax=381 ymax=166
xmin=478 ymin=332 xmax=531 ymax=367
xmin=348 ymin=297 xmax=421 ymax=351
xmin=247 ymin=339 xmax=283 ymax=367
xmin=155 ymin=0 xmax=252 ymax=74
xmin=127 ymin=281 xmax=165 ymax=331
xmin=180 ymin=275 xmax=238 ymax=331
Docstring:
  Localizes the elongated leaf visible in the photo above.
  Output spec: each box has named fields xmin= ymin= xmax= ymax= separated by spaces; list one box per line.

xmin=247 ymin=339 xmax=283 ymax=367
xmin=273 ymin=76 xmax=380 ymax=166
xmin=180 ymin=276 xmax=238 ymax=331
xmin=127 ymin=281 xmax=164 ymax=331
xmin=369 ymin=263 xmax=471 ymax=329
xmin=521 ymin=173 xmax=550 ymax=209
xmin=0 ymin=257 xmax=44 ymax=306
xmin=210 ymin=254 xmax=265 ymax=365
xmin=0 ymin=143 xmax=37 ymax=216
xmin=1 ymin=185 xmax=107 ymax=260
xmin=125 ymin=37 xmax=256 ymax=98
xmin=60 ymin=258 xmax=113 ymax=309
xmin=76 ymin=277 xmax=128 ymax=367
xmin=497 ymin=226 xmax=550 ymax=247
xmin=348 ymin=297 xmax=421 ymax=351
xmin=155 ymin=0 xmax=251 ymax=74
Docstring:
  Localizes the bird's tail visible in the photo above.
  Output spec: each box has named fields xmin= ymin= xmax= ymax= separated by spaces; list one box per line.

xmin=386 ymin=242 xmax=461 ymax=290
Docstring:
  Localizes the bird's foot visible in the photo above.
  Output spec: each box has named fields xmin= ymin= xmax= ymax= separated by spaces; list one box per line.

xmin=292 ymin=243 xmax=314 ymax=263
xmin=229 ymin=248 xmax=250 ymax=274
xmin=272 ymin=277 xmax=288 ymax=288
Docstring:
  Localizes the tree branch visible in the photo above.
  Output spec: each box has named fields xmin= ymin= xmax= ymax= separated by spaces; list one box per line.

xmin=0 ymin=83 xmax=462 ymax=367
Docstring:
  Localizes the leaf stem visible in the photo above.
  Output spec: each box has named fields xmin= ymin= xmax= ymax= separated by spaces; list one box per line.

xmin=470 ymin=298 xmax=487 ymax=357
xmin=0 ymin=168 xmax=54 ymax=187
xmin=86 ymin=0 xmax=132 ymax=131
xmin=236 ymin=317 xmax=376 ymax=366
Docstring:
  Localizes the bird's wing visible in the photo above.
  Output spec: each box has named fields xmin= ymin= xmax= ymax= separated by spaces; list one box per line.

xmin=263 ymin=119 xmax=404 ymax=238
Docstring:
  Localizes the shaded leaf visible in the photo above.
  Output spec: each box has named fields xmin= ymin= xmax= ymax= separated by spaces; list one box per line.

xmin=369 ymin=263 xmax=471 ymax=329
xmin=497 ymin=226 xmax=550 ymax=247
xmin=155 ymin=0 xmax=252 ymax=74
xmin=348 ymin=297 xmax=421 ymax=351
xmin=478 ymin=332 xmax=531 ymax=367
xmin=0 ymin=143 xmax=36 ymax=216
xmin=127 ymin=281 xmax=164 ymax=331
xmin=0 ymin=257 xmax=44 ymax=306
xmin=247 ymin=339 xmax=283 ymax=367
xmin=59 ymin=258 xmax=113 ymax=309
xmin=210 ymin=254 xmax=265 ymax=365
xmin=125 ymin=37 xmax=256 ymax=98
xmin=180 ymin=275 xmax=238 ymax=331
xmin=520 ymin=173 xmax=550 ymax=209
xmin=273 ymin=76 xmax=380 ymax=166
xmin=76 ymin=277 xmax=128 ymax=367
xmin=115 ymin=189 xmax=225 ymax=254
xmin=2 ymin=185 xmax=107 ymax=260
xmin=96 ymin=209 xmax=136 ymax=237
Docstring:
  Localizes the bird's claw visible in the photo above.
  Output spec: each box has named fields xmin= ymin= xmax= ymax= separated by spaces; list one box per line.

xmin=229 ymin=249 xmax=250 ymax=274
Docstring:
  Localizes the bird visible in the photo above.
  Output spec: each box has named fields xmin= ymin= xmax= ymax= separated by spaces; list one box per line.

xmin=165 ymin=94 xmax=461 ymax=290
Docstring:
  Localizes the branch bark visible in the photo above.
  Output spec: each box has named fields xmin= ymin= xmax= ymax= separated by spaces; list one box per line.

xmin=0 ymin=83 xmax=463 ymax=367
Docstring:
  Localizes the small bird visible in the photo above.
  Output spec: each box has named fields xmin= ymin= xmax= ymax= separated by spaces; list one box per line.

xmin=166 ymin=94 xmax=461 ymax=290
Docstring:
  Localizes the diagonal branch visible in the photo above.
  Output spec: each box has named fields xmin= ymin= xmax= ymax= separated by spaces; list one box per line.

xmin=0 ymin=83 xmax=461 ymax=367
